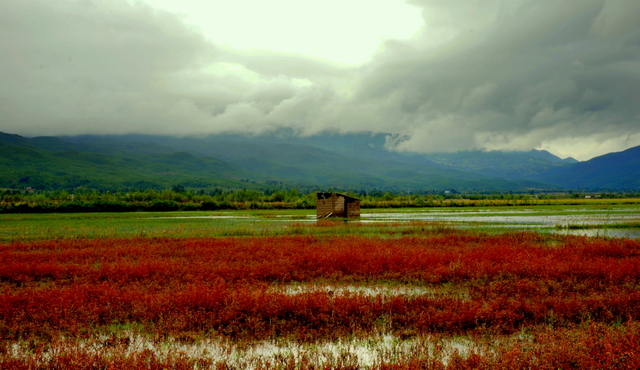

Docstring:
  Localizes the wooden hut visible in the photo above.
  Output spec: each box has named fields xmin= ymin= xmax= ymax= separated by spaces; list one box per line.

xmin=316 ymin=192 xmax=360 ymax=219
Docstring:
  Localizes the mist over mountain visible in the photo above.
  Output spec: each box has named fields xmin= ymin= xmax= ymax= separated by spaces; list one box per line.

xmin=1 ymin=131 xmax=638 ymax=192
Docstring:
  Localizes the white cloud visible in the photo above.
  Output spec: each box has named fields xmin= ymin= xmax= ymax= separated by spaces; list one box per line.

xmin=143 ymin=0 xmax=424 ymax=65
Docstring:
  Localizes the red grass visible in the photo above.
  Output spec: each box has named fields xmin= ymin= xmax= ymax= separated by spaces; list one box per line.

xmin=1 ymin=232 xmax=640 ymax=367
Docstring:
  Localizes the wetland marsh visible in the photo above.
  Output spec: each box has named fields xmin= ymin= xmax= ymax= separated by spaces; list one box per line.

xmin=2 ymin=203 xmax=638 ymax=241
xmin=1 ymin=203 xmax=640 ymax=369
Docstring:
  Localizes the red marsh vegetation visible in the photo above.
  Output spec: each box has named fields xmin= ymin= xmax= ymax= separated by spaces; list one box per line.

xmin=1 ymin=229 xmax=640 ymax=368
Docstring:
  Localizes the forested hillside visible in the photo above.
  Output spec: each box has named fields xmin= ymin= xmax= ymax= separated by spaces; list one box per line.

xmin=2 ymin=131 xmax=639 ymax=192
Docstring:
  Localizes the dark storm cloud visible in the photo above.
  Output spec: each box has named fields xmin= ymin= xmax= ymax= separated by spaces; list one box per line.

xmin=356 ymin=0 xmax=640 ymax=157
xmin=1 ymin=0 xmax=639 ymax=159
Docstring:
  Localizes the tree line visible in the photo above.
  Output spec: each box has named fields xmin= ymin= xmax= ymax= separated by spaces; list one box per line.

xmin=1 ymin=188 xmax=638 ymax=214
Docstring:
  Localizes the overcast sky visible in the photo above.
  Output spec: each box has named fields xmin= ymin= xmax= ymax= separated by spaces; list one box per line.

xmin=1 ymin=0 xmax=639 ymax=160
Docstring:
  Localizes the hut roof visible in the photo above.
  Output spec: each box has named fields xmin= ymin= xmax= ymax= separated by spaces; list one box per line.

xmin=316 ymin=192 xmax=359 ymax=201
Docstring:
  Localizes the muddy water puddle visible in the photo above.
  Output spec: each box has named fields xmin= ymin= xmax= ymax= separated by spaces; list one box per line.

xmin=270 ymin=284 xmax=471 ymax=301
xmin=8 ymin=333 xmax=485 ymax=368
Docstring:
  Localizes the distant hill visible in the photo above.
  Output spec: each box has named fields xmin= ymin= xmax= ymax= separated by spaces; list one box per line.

xmin=2 ymin=131 xmax=638 ymax=192
xmin=61 ymin=133 xmax=527 ymax=191
xmin=418 ymin=150 xmax=576 ymax=181
xmin=540 ymin=145 xmax=640 ymax=190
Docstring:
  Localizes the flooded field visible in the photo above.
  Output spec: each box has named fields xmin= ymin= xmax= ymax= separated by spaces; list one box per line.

xmin=1 ymin=204 xmax=638 ymax=241
xmin=360 ymin=207 xmax=640 ymax=238
xmin=156 ymin=205 xmax=640 ymax=239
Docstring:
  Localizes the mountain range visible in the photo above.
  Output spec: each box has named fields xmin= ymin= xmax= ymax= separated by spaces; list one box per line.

xmin=1 ymin=131 xmax=638 ymax=192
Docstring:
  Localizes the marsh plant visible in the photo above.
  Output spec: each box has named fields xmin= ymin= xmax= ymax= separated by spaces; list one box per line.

xmin=2 ymin=227 xmax=640 ymax=368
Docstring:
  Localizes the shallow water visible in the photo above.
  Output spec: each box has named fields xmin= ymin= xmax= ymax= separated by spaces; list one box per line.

xmin=360 ymin=207 xmax=640 ymax=238
xmin=362 ymin=209 xmax=637 ymax=226
xmin=7 ymin=333 xmax=480 ymax=368
xmin=555 ymin=228 xmax=640 ymax=239
xmin=270 ymin=284 xmax=471 ymax=301
xmin=156 ymin=206 xmax=640 ymax=238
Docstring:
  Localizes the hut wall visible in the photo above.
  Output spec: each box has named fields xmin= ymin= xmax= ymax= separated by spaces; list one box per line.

xmin=316 ymin=192 xmax=360 ymax=219
xmin=334 ymin=195 xmax=346 ymax=217
xmin=316 ymin=193 xmax=338 ymax=218
xmin=346 ymin=199 xmax=360 ymax=218
xmin=316 ymin=198 xmax=333 ymax=218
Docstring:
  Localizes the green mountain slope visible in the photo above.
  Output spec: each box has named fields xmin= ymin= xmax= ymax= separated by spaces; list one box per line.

xmin=9 ymin=131 xmax=636 ymax=192
xmin=0 ymin=133 xmax=253 ymax=190
xmin=2 ymin=132 xmax=531 ymax=191
xmin=62 ymin=134 xmax=528 ymax=191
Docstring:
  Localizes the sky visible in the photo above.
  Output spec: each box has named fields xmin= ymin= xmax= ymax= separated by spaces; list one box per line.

xmin=1 ymin=0 xmax=639 ymax=161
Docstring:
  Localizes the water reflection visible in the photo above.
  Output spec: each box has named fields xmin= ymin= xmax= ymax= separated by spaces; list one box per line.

xmin=360 ymin=208 xmax=640 ymax=238
xmin=555 ymin=228 xmax=640 ymax=239
xmin=155 ymin=207 xmax=640 ymax=239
